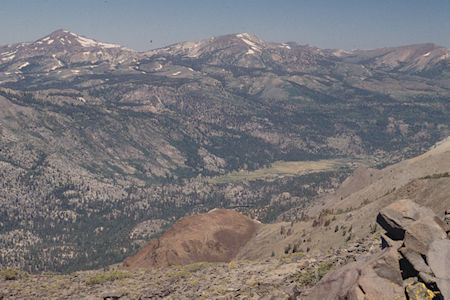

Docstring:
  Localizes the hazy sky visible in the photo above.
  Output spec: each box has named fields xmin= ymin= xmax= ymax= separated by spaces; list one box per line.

xmin=1 ymin=0 xmax=449 ymax=51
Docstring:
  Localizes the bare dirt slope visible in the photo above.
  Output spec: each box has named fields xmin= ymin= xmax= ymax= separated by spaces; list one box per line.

xmin=122 ymin=209 xmax=259 ymax=269
xmin=316 ymin=136 xmax=450 ymax=216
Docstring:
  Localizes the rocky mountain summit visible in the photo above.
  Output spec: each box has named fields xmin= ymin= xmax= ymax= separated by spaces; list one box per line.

xmin=0 ymin=29 xmax=139 ymax=83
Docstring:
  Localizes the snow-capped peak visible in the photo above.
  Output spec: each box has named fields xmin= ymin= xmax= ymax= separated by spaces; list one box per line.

xmin=75 ymin=34 xmax=121 ymax=49
xmin=41 ymin=29 xmax=123 ymax=49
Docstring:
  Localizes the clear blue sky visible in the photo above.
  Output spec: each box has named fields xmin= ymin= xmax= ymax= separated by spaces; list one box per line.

xmin=1 ymin=0 xmax=449 ymax=51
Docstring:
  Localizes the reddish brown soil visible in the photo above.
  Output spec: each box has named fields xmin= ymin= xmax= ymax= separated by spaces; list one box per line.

xmin=122 ymin=209 xmax=259 ymax=269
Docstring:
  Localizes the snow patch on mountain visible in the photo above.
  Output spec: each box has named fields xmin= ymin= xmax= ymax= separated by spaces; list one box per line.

xmin=1 ymin=50 xmax=17 ymax=61
xmin=236 ymin=33 xmax=262 ymax=52
xmin=18 ymin=62 xmax=29 ymax=70
xmin=76 ymin=35 xmax=121 ymax=49
xmin=438 ymin=53 xmax=450 ymax=61
xmin=173 ymin=40 xmax=207 ymax=58
xmin=332 ymin=49 xmax=351 ymax=57
xmin=50 ymin=57 xmax=64 ymax=70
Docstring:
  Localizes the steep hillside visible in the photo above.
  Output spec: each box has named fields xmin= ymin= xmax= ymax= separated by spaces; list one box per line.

xmin=315 ymin=136 xmax=450 ymax=215
xmin=236 ymin=137 xmax=450 ymax=260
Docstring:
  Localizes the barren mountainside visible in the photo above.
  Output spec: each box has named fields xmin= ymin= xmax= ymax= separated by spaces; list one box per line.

xmin=236 ymin=137 xmax=450 ymax=261
xmin=123 ymin=209 xmax=258 ymax=269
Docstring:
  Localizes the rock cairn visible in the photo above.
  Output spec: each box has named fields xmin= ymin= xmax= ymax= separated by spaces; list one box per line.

xmin=307 ymin=199 xmax=449 ymax=299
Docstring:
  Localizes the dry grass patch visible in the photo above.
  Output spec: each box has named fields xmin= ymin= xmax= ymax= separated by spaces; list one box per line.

xmin=0 ymin=268 xmax=28 ymax=280
xmin=209 ymin=159 xmax=349 ymax=184
xmin=85 ymin=270 xmax=131 ymax=285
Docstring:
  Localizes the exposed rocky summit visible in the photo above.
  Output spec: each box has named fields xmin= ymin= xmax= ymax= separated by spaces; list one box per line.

xmin=122 ymin=209 xmax=259 ymax=269
xmin=308 ymin=199 xmax=450 ymax=299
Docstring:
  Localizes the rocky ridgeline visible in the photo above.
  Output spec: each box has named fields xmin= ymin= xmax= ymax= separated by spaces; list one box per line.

xmin=308 ymin=199 xmax=450 ymax=300
xmin=0 ymin=238 xmax=380 ymax=300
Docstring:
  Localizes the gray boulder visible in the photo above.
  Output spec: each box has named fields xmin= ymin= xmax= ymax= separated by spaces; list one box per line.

xmin=376 ymin=199 xmax=427 ymax=240
xmin=399 ymin=247 xmax=432 ymax=274
xmin=306 ymin=246 xmax=404 ymax=300
xmin=427 ymin=239 xmax=450 ymax=299
xmin=403 ymin=215 xmax=447 ymax=255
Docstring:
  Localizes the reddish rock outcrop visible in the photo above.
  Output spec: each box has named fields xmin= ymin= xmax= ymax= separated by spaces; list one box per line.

xmin=122 ymin=209 xmax=259 ymax=269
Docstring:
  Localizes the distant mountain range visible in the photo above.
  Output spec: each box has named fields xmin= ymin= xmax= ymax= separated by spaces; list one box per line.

xmin=0 ymin=30 xmax=449 ymax=272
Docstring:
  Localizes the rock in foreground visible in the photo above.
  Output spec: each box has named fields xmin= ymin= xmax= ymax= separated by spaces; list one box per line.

xmin=307 ymin=199 xmax=449 ymax=299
